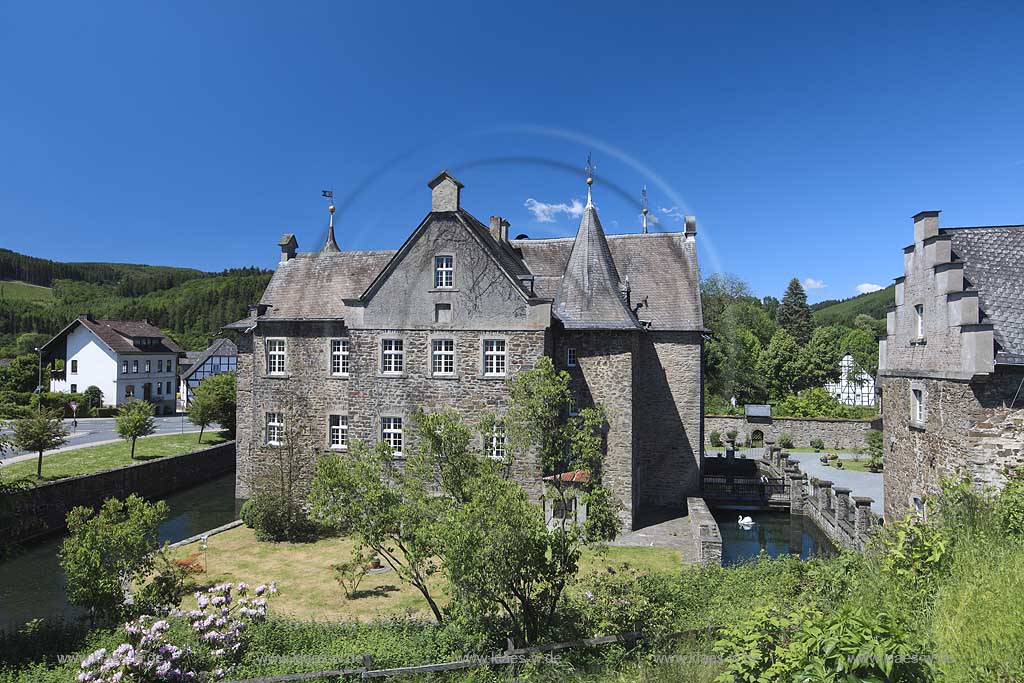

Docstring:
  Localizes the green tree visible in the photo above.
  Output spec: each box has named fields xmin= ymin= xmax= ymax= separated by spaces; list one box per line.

xmin=842 ymin=326 xmax=880 ymax=377
xmin=187 ymin=385 xmax=218 ymax=443
xmin=0 ymin=354 xmax=39 ymax=394
xmin=59 ymin=494 xmax=168 ymax=623
xmin=798 ymin=325 xmax=846 ymax=389
xmin=115 ymin=400 xmax=155 ymax=459
xmin=757 ymin=329 xmax=803 ymax=400
xmin=15 ymin=332 xmax=50 ymax=356
xmin=83 ymin=385 xmax=104 ymax=412
xmin=776 ymin=278 xmax=813 ymax=345
xmin=198 ymin=371 xmax=236 ymax=436
xmin=9 ymin=408 xmax=68 ymax=478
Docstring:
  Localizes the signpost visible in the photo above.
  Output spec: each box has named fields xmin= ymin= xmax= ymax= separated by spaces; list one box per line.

xmin=69 ymin=401 xmax=79 ymax=432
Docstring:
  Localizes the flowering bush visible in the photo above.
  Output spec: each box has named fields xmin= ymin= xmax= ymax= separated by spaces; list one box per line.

xmin=78 ymin=582 xmax=276 ymax=682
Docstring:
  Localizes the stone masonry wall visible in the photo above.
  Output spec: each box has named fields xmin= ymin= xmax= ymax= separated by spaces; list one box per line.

xmin=237 ymin=323 xmax=548 ymax=501
xmin=5 ymin=442 xmax=235 ymax=544
xmin=555 ymin=330 xmax=636 ymax=530
xmin=635 ymin=332 xmax=703 ymax=510
xmin=704 ymin=415 xmax=878 ymax=451
xmin=881 ymin=368 xmax=1024 ymax=519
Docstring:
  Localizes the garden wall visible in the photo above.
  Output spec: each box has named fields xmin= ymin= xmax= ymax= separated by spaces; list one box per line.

xmin=704 ymin=415 xmax=881 ymax=451
xmin=4 ymin=442 xmax=235 ymax=544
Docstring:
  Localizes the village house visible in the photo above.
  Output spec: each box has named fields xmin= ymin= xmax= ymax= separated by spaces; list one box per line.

xmin=228 ymin=169 xmax=705 ymax=530
xmin=879 ymin=211 xmax=1024 ymax=519
xmin=177 ymin=337 xmax=238 ymax=409
xmin=824 ymin=351 xmax=876 ymax=407
xmin=42 ymin=314 xmax=184 ymax=415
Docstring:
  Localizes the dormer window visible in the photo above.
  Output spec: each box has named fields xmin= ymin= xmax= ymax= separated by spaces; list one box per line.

xmin=434 ymin=255 xmax=454 ymax=288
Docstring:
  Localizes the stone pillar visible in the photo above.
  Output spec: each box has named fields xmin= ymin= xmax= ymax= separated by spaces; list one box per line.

xmin=833 ymin=487 xmax=852 ymax=523
xmin=817 ymin=480 xmax=834 ymax=515
xmin=779 ymin=451 xmax=790 ymax=470
xmin=853 ymin=497 xmax=874 ymax=545
xmin=765 ymin=440 xmax=777 ymax=467
xmin=788 ymin=472 xmax=806 ymax=514
xmin=725 ymin=439 xmax=735 ymax=460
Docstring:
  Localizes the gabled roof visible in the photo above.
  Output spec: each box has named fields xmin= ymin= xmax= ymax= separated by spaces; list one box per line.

xmin=179 ymin=338 xmax=238 ymax=380
xmin=943 ymin=224 xmax=1024 ymax=365
xmin=41 ymin=316 xmax=184 ymax=358
xmin=552 ymin=203 xmax=640 ymax=330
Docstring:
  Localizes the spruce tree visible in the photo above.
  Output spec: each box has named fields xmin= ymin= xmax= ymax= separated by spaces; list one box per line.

xmin=776 ymin=278 xmax=813 ymax=345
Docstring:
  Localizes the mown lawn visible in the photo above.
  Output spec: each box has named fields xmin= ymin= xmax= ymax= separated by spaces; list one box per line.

xmin=0 ymin=279 xmax=53 ymax=304
xmin=172 ymin=526 xmax=684 ymax=622
xmin=1 ymin=430 xmax=230 ymax=483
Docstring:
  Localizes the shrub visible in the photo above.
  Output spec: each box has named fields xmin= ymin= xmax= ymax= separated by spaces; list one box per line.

xmin=240 ymin=492 xmax=319 ymax=543
xmin=708 ymin=430 xmax=722 ymax=447
xmin=331 ymin=547 xmax=370 ymax=599
xmin=777 ymin=432 xmax=794 ymax=449
xmin=725 ymin=429 xmax=738 ymax=441
xmin=809 ymin=437 xmax=824 ymax=450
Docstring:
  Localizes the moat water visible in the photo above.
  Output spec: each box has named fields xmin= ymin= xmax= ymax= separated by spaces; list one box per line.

xmin=0 ymin=472 xmax=241 ymax=630
xmin=712 ymin=509 xmax=837 ymax=566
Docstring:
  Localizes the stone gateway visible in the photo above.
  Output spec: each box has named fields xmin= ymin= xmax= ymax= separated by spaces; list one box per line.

xmin=229 ymin=170 xmax=705 ymax=531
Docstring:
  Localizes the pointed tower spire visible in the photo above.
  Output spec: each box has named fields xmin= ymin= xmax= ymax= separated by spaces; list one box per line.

xmin=321 ymin=189 xmax=340 ymax=253
xmin=552 ymin=156 xmax=640 ymax=330
xmin=641 ymin=185 xmax=649 ymax=234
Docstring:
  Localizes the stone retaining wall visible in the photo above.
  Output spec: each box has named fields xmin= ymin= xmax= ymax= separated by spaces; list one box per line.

xmin=686 ymin=496 xmax=722 ymax=566
xmin=705 ymin=415 xmax=880 ymax=451
xmin=4 ymin=442 xmax=235 ymax=544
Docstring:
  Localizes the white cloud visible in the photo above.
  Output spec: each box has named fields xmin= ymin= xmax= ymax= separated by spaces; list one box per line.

xmin=658 ymin=205 xmax=685 ymax=222
xmin=803 ymin=278 xmax=827 ymax=290
xmin=856 ymin=282 xmax=884 ymax=294
xmin=524 ymin=197 xmax=584 ymax=223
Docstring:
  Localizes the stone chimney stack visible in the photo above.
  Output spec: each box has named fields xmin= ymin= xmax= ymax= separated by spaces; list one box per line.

xmin=278 ymin=234 xmax=298 ymax=263
xmin=500 ymin=218 xmax=510 ymax=243
xmin=489 ymin=216 xmax=502 ymax=241
xmin=913 ymin=210 xmax=940 ymax=243
xmin=428 ymin=170 xmax=464 ymax=212
xmin=684 ymin=215 xmax=697 ymax=239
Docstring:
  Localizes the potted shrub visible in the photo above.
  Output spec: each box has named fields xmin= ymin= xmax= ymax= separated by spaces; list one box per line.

xmin=369 ymin=554 xmax=382 ymax=569
xmin=810 ymin=438 xmax=825 ymax=452
xmin=778 ymin=432 xmax=794 ymax=449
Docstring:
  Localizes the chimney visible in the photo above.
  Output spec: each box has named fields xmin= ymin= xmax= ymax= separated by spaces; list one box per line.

xmin=489 ymin=216 xmax=502 ymax=241
xmin=79 ymin=312 xmax=95 ymax=323
xmin=278 ymin=234 xmax=298 ymax=262
xmin=913 ymin=210 xmax=940 ymax=243
xmin=427 ymin=170 xmax=464 ymax=212
xmin=684 ymin=215 xmax=697 ymax=239
xmin=500 ymin=218 xmax=510 ymax=243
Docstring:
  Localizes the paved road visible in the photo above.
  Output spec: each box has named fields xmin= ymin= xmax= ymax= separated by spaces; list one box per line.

xmin=784 ymin=452 xmax=884 ymax=514
xmin=1 ymin=415 xmax=209 ymax=461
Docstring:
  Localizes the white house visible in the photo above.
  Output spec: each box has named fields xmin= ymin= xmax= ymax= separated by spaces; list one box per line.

xmin=824 ymin=351 xmax=876 ymax=407
xmin=42 ymin=314 xmax=184 ymax=415
xmin=177 ymin=337 xmax=237 ymax=408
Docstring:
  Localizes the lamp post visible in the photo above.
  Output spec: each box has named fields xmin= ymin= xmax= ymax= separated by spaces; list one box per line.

xmin=34 ymin=346 xmax=42 ymax=413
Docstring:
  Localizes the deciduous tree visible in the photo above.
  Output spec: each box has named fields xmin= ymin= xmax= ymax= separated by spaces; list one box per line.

xmin=9 ymin=408 xmax=67 ymax=478
xmin=115 ymin=400 xmax=155 ymax=460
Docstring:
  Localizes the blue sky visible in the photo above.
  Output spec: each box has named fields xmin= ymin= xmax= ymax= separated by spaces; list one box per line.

xmin=2 ymin=1 xmax=1023 ymax=303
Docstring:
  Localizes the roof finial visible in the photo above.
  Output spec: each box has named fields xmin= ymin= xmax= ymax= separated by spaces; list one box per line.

xmin=641 ymin=185 xmax=649 ymax=234
xmin=321 ymin=189 xmax=340 ymax=253
xmin=585 ymin=153 xmax=595 ymax=208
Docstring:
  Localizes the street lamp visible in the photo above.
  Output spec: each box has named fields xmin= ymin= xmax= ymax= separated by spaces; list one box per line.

xmin=34 ymin=346 xmax=42 ymax=413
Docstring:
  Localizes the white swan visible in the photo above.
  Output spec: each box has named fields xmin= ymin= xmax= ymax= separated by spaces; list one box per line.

xmin=737 ymin=515 xmax=755 ymax=527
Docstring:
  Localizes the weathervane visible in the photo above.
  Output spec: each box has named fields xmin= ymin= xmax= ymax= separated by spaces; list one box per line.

xmin=641 ymin=185 xmax=649 ymax=234
xmin=321 ymin=189 xmax=340 ymax=252
xmin=585 ymin=153 xmax=595 ymax=207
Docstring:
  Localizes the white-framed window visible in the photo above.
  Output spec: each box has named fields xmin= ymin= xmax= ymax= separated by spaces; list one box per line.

xmin=122 ymin=360 xmax=128 ymax=374
xmin=482 ymin=339 xmax=506 ymax=376
xmin=381 ymin=338 xmax=404 ymax=374
xmin=566 ymin=347 xmax=577 ymax=368
xmin=912 ymin=388 xmax=925 ymax=423
xmin=157 ymin=382 xmax=163 ymax=395
xmin=381 ymin=416 xmax=403 ymax=454
xmin=157 ymin=359 xmax=163 ymax=372
xmin=145 ymin=360 xmax=151 ymax=373
xmin=486 ymin=423 xmax=506 ymax=460
xmin=267 ymin=339 xmax=287 ymax=375
xmin=329 ymin=414 xmax=349 ymax=449
xmin=432 ymin=339 xmax=455 ymax=376
xmin=125 ymin=385 xmax=135 ymax=398
xmin=70 ymin=359 xmax=78 ymax=374
xmin=434 ymin=255 xmax=454 ymax=288
xmin=914 ymin=304 xmax=924 ymax=338
xmin=266 ymin=412 xmax=285 ymax=446
xmin=132 ymin=360 xmax=139 ymax=373
xmin=331 ymin=339 xmax=350 ymax=376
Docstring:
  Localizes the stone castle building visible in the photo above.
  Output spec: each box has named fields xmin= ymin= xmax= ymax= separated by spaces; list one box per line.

xmin=228 ymin=170 xmax=704 ymax=530
xmin=879 ymin=211 xmax=1024 ymax=520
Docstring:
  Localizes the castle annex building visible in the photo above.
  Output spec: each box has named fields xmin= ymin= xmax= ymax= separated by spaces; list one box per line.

xmin=879 ymin=211 xmax=1024 ymax=520
xmin=229 ymin=170 xmax=704 ymax=530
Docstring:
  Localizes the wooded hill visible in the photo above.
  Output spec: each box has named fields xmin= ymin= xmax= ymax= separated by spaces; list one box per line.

xmin=0 ymin=248 xmax=271 ymax=355
xmin=811 ymin=285 xmax=895 ymax=327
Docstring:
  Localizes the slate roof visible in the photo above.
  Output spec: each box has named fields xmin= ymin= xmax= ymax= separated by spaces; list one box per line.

xmin=179 ymin=338 xmax=238 ymax=380
xmin=550 ymin=204 xmax=640 ymax=330
xmin=42 ymin=316 xmax=184 ymax=358
xmin=230 ymin=207 xmax=703 ymax=333
xmin=943 ymin=224 xmax=1024 ymax=365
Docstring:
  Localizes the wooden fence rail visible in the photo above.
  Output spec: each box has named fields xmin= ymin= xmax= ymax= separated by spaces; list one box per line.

xmin=221 ymin=625 xmax=721 ymax=682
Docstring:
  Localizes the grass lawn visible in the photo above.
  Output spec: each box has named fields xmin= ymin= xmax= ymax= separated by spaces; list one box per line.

xmin=1 ymin=430 xmax=230 ymax=483
xmin=830 ymin=456 xmax=881 ymax=473
xmin=172 ymin=526 xmax=684 ymax=622
xmin=0 ymin=280 xmax=53 ymax=304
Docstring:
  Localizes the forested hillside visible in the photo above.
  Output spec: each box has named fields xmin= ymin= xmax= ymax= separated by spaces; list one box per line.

xmin=0 ymin=248 xmax=271 ymax=355
xmin=811 ymin=285 xmax=894 ymax=327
